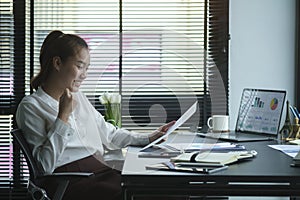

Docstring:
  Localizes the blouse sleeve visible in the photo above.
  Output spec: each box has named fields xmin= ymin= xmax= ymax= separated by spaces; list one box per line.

xmin=16 ymin=97 xmax=74 ymax=174
xmin=96 ymin=112 xmax=150 ymax=149
xmin=84 ymin=96 xmax=149 ymax=149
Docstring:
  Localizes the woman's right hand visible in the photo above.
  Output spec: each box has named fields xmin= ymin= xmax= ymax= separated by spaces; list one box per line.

xmin=58 ymin=88 xmax=76 ymax=123
xmin=148 ymin=120 xmax=176 ymax=143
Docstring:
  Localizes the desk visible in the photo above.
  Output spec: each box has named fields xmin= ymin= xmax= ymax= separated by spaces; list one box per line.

xmin=121 ymin=133 xmax=300 ymax=199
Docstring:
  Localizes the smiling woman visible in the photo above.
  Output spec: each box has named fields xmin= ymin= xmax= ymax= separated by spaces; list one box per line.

xmin=15 ymin=31 xmax=177 ymax=200
xmin=31 ymin=31 xmax=90 ymax=95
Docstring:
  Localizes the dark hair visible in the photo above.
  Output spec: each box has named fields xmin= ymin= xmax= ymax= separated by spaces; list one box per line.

xmin=31 ymin=30 xmax=89 ymax=90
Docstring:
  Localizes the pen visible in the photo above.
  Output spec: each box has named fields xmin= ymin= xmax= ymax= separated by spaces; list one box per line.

xmin=208 ymin=165 xmax=228 ymax=174
xmin=290 ymin=162 xmax=300 ymax=167
xmin=176 ymin=162 xmax=225 ymax=167
xmin=289 ymin=105 xmax=298 ymax=119
xmin=294 ymin=106 xmax=300 ymax=119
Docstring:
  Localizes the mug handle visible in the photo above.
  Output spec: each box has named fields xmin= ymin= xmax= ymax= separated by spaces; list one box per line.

xmin=207 ymin=117 xmax=213 ymax=129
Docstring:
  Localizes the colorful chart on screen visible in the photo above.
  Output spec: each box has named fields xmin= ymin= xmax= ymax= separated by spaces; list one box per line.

xmin=236 ymin=89 xmax=286 ymax=135
xmin=270 ymin=98 xmax=278 ymax=110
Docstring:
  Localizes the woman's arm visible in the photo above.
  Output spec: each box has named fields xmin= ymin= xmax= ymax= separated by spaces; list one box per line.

xmin=91 ymin=102 xmax=175 ymax=149
xmin=16 ymin=98 xmax=74 ymax=174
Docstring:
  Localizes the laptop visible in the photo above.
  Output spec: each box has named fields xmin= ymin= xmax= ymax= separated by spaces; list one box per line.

xmin=198 ymin=88 xmax=286 ymax=142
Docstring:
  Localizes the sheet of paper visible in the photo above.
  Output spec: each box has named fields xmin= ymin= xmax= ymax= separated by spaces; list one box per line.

xmin=268 ymin=145 xmax=300 ymax=157
xmin=289 ymin=139 xmax=300 ymax=145
xmin=140 ymin=101 xmax=198 ymax=151
xmin=159 ymin=142 xmax=242 ymax=152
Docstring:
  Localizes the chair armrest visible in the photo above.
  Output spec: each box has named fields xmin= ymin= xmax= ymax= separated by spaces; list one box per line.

xmin=52 ymin=172 xmax=94 ymax=177
xmin=37 ymin=172 xmax=94 ymax=180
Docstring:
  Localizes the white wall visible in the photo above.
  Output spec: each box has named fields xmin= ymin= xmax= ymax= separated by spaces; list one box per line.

xmin=229 ymin=0 xmax=296 ymax=129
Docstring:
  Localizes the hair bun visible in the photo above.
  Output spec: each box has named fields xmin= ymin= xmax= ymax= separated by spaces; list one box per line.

xmin=43 ymin=30 xmax=64 ymax=46
xmin=40 ymin=30 xmax=64 ymax=53
xmin=49 ymin=30 xmax=64 ymax=40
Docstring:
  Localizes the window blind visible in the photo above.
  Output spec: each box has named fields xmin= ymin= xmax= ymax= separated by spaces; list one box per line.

xmin=30 ymin=0 xmax=229 ymax=131
xmin=0 ymin=0 xmax=29 ymax=199
xmin=0 ymin=0 xmax=14 ymax=115
xmin=0 ymin=0 xmax=14 ymax=197
xmin=207 ymin=0 xmax=229 ymax=116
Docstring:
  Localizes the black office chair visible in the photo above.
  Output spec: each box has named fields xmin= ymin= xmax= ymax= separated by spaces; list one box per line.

xmin=11 ymin=129 xmax=94 ymax=200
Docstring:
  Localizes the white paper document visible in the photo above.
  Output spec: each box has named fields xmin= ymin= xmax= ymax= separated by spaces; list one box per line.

xmin=268 ymin=145 xmax=300 ymax=157
xmin=140 ymin=101 xmax=198 ymax=151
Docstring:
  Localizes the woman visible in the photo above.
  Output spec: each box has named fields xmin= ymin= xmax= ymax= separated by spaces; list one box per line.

xmin=16 ymin=30 xmax=175 ymax=200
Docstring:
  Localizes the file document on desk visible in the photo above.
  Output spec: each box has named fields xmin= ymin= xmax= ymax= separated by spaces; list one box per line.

xmin=198 ymin=88 xmax=286 ymax=142
xmin=140 ymin=101 xmax=198 ymax=151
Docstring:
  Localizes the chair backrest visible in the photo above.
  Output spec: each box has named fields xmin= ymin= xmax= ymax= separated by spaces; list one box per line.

xmin=11 ymin=129 xmax=44 ymax=180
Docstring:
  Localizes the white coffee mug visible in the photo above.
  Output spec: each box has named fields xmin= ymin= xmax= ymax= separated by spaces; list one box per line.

xmin=207 ymin=115 xmax=229 ymax=132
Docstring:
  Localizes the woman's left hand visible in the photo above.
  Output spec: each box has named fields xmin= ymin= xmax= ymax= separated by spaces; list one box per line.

xmin=148 ymin=120 xmax=176 ymax=143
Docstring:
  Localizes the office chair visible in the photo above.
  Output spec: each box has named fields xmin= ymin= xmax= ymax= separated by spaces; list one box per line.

xmin=11 ymin=129 xmax=94 ymax=200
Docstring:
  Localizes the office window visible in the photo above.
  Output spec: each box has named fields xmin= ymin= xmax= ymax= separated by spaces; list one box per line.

xmin=0 ymin=0 xmax=228 ymax=198
xmin=0 ymin=0 xmax=14 ymax=195
xmin=30 ymin=0 xmax=229 ymax=130
xmin=0 ymin=0 xmax=29 ymax=198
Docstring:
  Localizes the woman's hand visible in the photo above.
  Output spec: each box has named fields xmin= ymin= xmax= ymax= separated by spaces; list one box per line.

xmin=148 ymin=120 xmax=176 ymax=143
xmin=58 ymin=88 xmax=77 ymax=123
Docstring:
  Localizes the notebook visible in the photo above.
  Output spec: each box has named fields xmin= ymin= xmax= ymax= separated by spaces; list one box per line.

xmin=197 ymin=88 xmax=286 ymax=142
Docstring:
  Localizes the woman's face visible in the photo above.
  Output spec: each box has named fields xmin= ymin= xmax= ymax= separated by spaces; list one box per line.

xmin=58 ymin=47 xmax=90 ymax=93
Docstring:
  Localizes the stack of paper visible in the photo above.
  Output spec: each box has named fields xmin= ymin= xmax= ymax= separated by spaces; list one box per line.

xmin=145 ymin=161 xmax=228 ymax=174
xmin=156 ymin=142 xmax=245 ymax=152
xmin=139 ymin=142 xmax=247 ymax=158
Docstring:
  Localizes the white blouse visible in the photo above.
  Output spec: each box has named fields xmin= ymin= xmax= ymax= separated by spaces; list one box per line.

xmin=16 ymin=87 xmax=149 ymax=174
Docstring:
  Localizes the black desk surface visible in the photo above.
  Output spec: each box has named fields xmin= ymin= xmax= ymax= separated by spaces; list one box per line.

xmin=121 ymin=132 xmax=300 ymax=197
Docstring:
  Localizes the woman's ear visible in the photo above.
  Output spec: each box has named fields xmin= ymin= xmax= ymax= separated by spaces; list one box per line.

xmin=53 ymin=56 xmax=62 ymax=71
